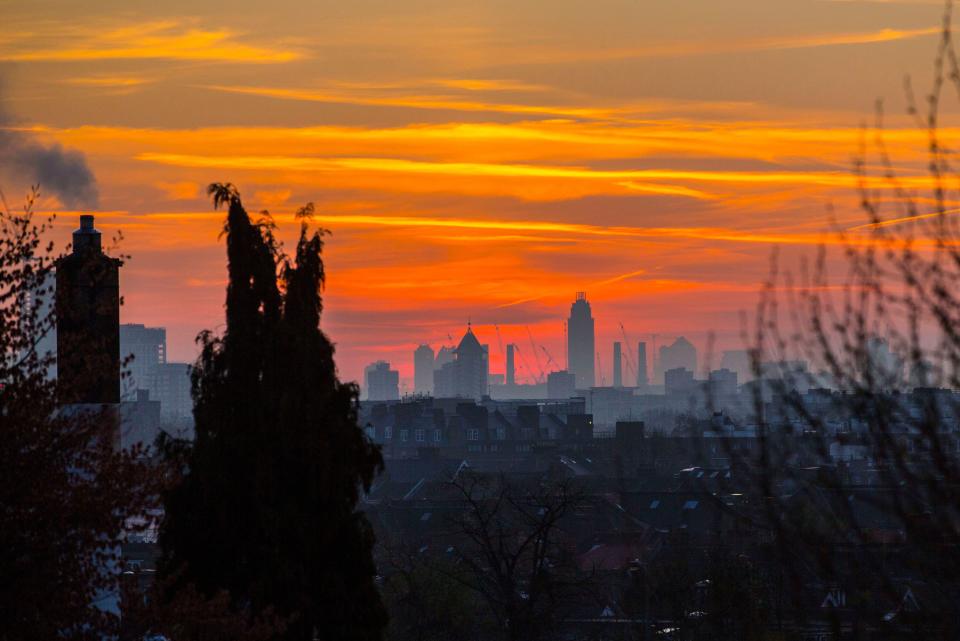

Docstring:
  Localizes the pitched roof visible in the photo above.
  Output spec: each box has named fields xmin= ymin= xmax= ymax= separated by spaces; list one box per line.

xmin=457 ymin=325 xmax=483 ymax=353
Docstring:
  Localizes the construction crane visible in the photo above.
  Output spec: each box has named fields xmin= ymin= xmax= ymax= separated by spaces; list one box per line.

xmin=526 ymin=326 xmax=546 ymax=383
xmin=513 ymin=344 xmax=540 ymax=385
xmin=619 ymin=322 xmax=637 ymax=383
xmin=541 ymin=345 xmax=560 ymax=373
xmin=494 ymin=324 xmax=505 ymax=358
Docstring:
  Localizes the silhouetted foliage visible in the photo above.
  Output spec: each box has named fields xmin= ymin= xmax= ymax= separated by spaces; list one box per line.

xmin=710 ymin=3 xmax=960 ymax=638
xmin=0 ymin=186 xmax=156 ymax=641
xmin=159 ymin=185 xmax=387 ymax=641
xmin=445 ymin=473 xmax=592 ymax=641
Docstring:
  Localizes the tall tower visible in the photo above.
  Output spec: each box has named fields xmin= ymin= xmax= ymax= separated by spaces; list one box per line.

xmin=414 ymin=344 xmax=435 ymax=394
xmin=454 ymin=324 xmax=488 ymax=399
xmin=566 ymin=292 xmax=595 ymax=390
xmin=613 ymin=341 xmax=622 ymax=388
xmin=56 ymin=215 xmax=121 ymax=445
xmin=119 ymin=323 xmax=166 ymax=399
xmin=637 ymin=341 xmax=649 ymax=388
xmin=506 ymin=343 xmax=515 ymax=386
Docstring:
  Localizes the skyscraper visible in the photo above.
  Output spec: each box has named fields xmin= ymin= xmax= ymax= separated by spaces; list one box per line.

xmin=413 ymin=344 xmax=435 ymax=394
xmin=453 ymin=324 xmax=488 ymax=400
xmin=567 ymin=292 xmax=595 ymax=390
xmin=612 ymin=341 xmax=622 ymax=388
xmin=506 ymin=343 xmax=516 ymax=386
xmin=120 ymin=323 xmax=166 ymax=399
xmin=637 ymin=341 xmax=648 ymax=388
xmin=364 ymin=361 xmax=400 ymax=401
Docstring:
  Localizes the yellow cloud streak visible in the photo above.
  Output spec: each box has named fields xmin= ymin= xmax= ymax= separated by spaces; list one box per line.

xmin=136 ymin=152 xmax=929 ymax=190
xmin=38 ymin=120 xmax=947 ymax=167
xmin=847 ymin=207 xmax=960 ymax=230
xmin=509 ymin=26 xmax=940 ymax=64
xmin=204 ymin=85 xmax=620 ymax=119
xmin=128 ymin=210 xmax=847 ymax=246
xmin=63 ymin=76 xmax=150 ymax=87
xmin=0 ymin=24 xmax=300 ymax=63
xmin=432 ymin=78 xmax=549 ymax=92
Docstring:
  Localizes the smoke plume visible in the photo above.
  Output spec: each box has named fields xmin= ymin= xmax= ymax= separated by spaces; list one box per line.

xmin=0 ymin=84 xmax=99 ymax=209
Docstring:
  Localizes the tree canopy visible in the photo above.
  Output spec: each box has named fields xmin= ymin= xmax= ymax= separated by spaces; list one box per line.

xmin=159 ymin=184 xmax=386 ymax=641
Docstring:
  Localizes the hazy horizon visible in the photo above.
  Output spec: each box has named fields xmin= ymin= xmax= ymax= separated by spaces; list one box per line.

xmin=1 ymin=0 xmax=949 ymax=385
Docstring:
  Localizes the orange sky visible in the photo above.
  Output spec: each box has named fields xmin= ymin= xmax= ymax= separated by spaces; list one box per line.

xmin=0 ymin=0 xmax=954 ymax=389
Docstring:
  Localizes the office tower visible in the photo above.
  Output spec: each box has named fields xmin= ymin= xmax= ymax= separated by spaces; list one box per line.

xmin=453 ymin=324 xmax=488 ymax=400
xmin=433 ymin=361 xmax=455 ymax=397
xmin=435 ymin=345 xmax=455 ymax=369
xmin=56 ymin=215 xmax=121 ymax=407
xmin=612 ymin=341 xmax=622 ymax=388
xmin=637 ymin=341 xmax=648 ymax=388
xmin=150 ymin=362 xmax=193 ymax=427
xmin=655 ymin=336 xmax=697 ymax=384
xmin=414 ymin=344 xmax=435 ymax=394
xmin=364 ymin=361 xmax=400 ymax=401
xmin=506 ymin=343 xmax=515 ymax=386
xmin=119 ymin=323 xmax=166 ymax=398
xmin=567 ymin=292 xmax=595 ymax=390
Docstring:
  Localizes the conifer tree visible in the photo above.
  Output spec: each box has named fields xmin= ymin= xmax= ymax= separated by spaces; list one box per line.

xmin=159 ymin=185 xmax=386 ymax=641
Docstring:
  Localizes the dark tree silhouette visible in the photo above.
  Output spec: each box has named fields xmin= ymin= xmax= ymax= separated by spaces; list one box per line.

xmin=0 ymin=187 xmax=155 ymax=641
xmin=708 ymin=4 xmax=960 ymax=638
xmin=158 ymin=185 xmax=386 ymax=641
xmin=444 ymin=473 xmax=590 ymax=641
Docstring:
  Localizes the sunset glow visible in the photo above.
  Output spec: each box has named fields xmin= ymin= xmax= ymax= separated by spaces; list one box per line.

xmin=1 ymin=0 xmax=952 ymax=388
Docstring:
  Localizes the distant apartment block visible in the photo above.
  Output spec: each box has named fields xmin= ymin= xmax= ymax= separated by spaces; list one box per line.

xmin=365 ymin=361 xmax=400 ymax=401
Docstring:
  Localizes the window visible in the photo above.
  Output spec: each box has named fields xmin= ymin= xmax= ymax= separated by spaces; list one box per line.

xmin=649 ymin=500 xmax=660 ymax=509
xmin=433 ymin=429 xmax=442 ymax=442
xmin=365 ymin=426 xmax=374 ymax=439
xmin=467 ymin=429 xmax=479 ymax=441
xmin=415 ymin=429 xmax=425 ymax=442
xmin=420 ymin=512 xmax=432 ymax=522
xmin=496 ymin=427 xmax=506 ymax=440
xmin=400 ymin=429 xmax=408 ymax=442
xmin=682 ymin=500 xmax=699 ymax=510
xmin=384 ymin=426 xmax=392 ymax=440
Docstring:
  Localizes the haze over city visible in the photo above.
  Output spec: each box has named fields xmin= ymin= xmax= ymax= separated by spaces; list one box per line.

xmin=1 ymin=0 xmax=951 ymax=386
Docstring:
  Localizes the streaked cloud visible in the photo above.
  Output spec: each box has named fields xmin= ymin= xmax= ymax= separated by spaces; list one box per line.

xmin=135 ymin=152 xmax=923 ymax=191
xmin=0 ymin=20 xmax=301 ymax=63
xmin=489 ymin=26 xmax=940 ymax=65
xmin=63 ymin=75 xmax=152 ymax=88
xmin=202 ymin=84 xmax=623 ymax=120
